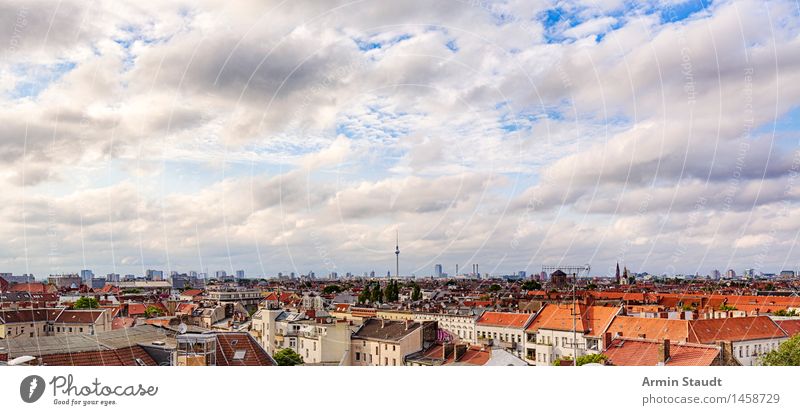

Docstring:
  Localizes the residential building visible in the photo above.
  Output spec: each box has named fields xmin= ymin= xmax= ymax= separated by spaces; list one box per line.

xmin=350 ymin=318 xmax=434 ymax=366
xmin=524 ymin=303 xmax=620 ymax=365
xmin=413 ymin=311 xmax=477 ymax=343
xmin=475 ymin=312 xmax=533 ymax=358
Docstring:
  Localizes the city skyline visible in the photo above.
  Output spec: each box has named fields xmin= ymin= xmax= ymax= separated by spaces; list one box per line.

xmin=1 ymin=1 xmax=799 ymax=279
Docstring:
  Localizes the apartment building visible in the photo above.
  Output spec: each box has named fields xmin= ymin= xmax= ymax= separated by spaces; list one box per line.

xmin=474 ymin=312 xmax=533 ymax=358
xmin=413 ymin=311 xmax=477 ymax=343
xmin=350 ymin=318 xmax=434 ymax=366
xmin=1 ymin=308 xmax=111 ymax=339
xmin=524 ymin=303 xmax=620 ymax=365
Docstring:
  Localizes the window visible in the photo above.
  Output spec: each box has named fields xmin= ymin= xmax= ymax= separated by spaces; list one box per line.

xmin=384 ymin=357 xmax=388 ymax=365
xmin=375 ymin=346 xmax=379 ymax=354
xmin=392 ymin=359 xmax=396 ymax=366
xmin=233 ymin=350 xmax=246 ymax=360
xmin=355 ymin=352 xmax=361 ymax=361
xmin=392 ymin=345 xmax=396 ymax=351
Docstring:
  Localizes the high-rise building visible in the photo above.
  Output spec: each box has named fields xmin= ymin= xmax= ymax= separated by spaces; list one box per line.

xmin=215 ymin=270 xmax=227 ymax=279
xmin=744 ymin=268 xmax=754 ymax=279
xmin=711 ymin=269 xmax=721 ymax=279
xmin=518 ymin=271 xmax=527 ymax=279
xmin=91 ymin=277 xmax=107 ymax=289
xmin=726 ymin=269 xmax=736 ymax=278
xmin=80 ymin=269 xmax=94 ymax=281
xmin=434 ymin=264 xmax=443 ymax=278
xmin=146 ymin=269 xmax=164 ymax=280
xmin=236 ymin=270 xmax=245 ymax=279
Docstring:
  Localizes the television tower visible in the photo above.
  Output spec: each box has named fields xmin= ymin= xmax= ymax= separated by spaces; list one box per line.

xmin=394 ymin=230 xmax=400 ymax=278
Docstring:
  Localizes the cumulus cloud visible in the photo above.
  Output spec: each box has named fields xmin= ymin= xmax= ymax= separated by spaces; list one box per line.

xmin=0 ymin=0 xmax=798 ymax=277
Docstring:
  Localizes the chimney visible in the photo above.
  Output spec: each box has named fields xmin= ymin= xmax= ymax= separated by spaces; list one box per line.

xmin=381 ymin=319 xmax=385 ymax=328
xmin=658 ymin=339 xmax=671 ymax=363
xmin=603 ymin=332 xmax=612 ymax=348
xmin=454 ymin=344 xmax=468 ymax=361
xmin=404 ymin=319 xmax=410 ymax=330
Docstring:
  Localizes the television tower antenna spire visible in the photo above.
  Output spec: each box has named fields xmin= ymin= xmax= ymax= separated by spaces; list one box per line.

xmin=395 ymin=230 xmax=400 ymax=278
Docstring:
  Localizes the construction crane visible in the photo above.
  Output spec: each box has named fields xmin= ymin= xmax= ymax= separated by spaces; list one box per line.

xmin=541 ymin=264 xmax=591 ymax=277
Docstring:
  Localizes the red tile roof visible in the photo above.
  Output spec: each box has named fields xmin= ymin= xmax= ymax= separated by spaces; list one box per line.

xmin=332 ymin=303 xmax=351 ymax=313
xmin=8 ymin=283 xmax=49 ymax=293
xmin=525 ymin=303 xmax=618 ymax=335
xmin=128 ymin=303 xmax=147 ymax=316
xmin=456 ymin=346 xmax=491 ymax=366
xmin=215 ymin=332 xmax=275 ymax=366
xmin=176 ymin=303 xmax=198 ymax=314
xmin=605 ymin=316 xmax=690 ymax=342
xmin=111 ymin=317 xmax=136 ymax=330
xmin=39 ymin=345 xmax=156 ymax=366
xmin=776 ymin=320 xmax=800 ymax=336
xmin=476 ymin=312 xmax=532 ymax=329
xmin=181 ymin=289 xmax=203 ymax=298
xmin=55 ymin=310 xmax=105 ymax=324
xmin=688 ymin=316 xmax=788 ymax=343
xmin=0 ymin=308 xmax=63 ymax=323
xmin=604 ymin=338 xmax=720 ymax=366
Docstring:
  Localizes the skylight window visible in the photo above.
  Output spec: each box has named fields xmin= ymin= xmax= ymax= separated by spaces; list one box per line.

xmin=233 ymin=350 xmax=246 ymax=360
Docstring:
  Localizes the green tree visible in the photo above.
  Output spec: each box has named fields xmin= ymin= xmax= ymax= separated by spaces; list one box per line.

xmin=521 ymin=280 xmax=541 ymax=291
xmin=145 ymin=305 xmax=164 ymax=318
xmin=322 ymin=285 xmax=342 ymax=294
xmin=384 ymin=280 xmax=400 ymax=302
xmin=576 ymin=353 xmax=607 ymax=366
xmin=370 ymin=283 xmax=383 ymax=303
xmin=73 ymin=297 xmax=99 ymax=309
xmin=411 ymin=284 xmax=422 ymax=301
xmin=774 ymin=309 xmax=799 ymax=317
xmin=761 ymin=334 xmax=800 ymax=366
xmin=358 ymin=286 xmax=371 ymax=303
xmin=488 ymin=284 xmax=501 ymax=292
xmin=273 ymin=348 xmax=304 ymax=366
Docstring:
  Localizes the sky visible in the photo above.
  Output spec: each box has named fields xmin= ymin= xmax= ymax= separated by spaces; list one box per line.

xmin=0 ymin=0 xmax=799 ymax=279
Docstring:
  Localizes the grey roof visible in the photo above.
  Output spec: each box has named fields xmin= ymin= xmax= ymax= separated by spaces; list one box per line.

xmin=352 ymin=318 xmax=421 ymax=342
xmin=1 ymin=325 xmax=176 ymax=358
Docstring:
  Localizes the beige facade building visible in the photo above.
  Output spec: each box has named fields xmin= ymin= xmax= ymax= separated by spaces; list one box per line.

xmin=350 ymin=318 xmax=435 ymax=366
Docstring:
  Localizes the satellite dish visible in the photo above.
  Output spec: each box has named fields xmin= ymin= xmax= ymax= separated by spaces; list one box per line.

xmin=178 ymin=323 xmax=188 ymax=334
